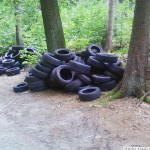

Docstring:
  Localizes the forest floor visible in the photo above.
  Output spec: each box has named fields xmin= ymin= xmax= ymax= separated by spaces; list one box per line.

xmin=0 ymin=70 xmax=150 ymax=150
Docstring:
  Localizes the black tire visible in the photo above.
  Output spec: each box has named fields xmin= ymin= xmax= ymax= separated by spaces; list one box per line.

xmin=91 ymin=74 xmax=112 ymax=83
xmin=40 ymin=59 xmax=55 ymax=72
xmin=27 ymin=80 xmax=47 ymax=89
xmin=77 ymin=74 xmax=91 ymax=85
xmin=25 ymin=73 xmax=41 ymax=82
xmin=86 ymin=44 xmax=103 ymax=56
xmin=76 ymin=85 xmax=92 ymax=93
xmin=113 ymin=59 xmax=122 ymax=66
xmin=54 ymin=48 xmax=74 ymax=61
xmin=78 ymin=86 xmax=101 ymax=101
xmin=35 ymin=63 xmax=52 ymax=74
xmin=6 ymin=67 xmax=20 ymax=76
xmin=75 ymin=51 xmax=82 ymax=57
xmin=65 ymin=79 xmax=83 ymax=92
xmin=10 ymin=45 xmax=24 ymax=51
xmin=11 ymin=61 xmax=21 ymax=68
xmin=4 ymin=50 xmax=15 ymax=59
xmin=42 ymin=52 xmax=62 ymax=66
xmin=0 ymin=67 xmax=7 ymax=76
xmin=10 ymin=51 xmax=21 ymax=60
xmin=72 ymin=56 xmax=85 ymax=63
xmin=31 ymin=67 xmax=48 ymax=79
xmin=105 ymin=64 xmax=125 ymax=76
xmin=0 ymin=56 xmax=3 ymax=64
xmin=2 ymin=59 xmax=15 ymax=67
xmin=87 ymin=56 xmax=105 ymax=69
xmin=68 ymin=60 xmax=91 ymax=75
xmin=26 ymin=47 xmax=35 ymax=52
xmin=104 ymin=70 xmax=120 ymax=81
xmin=80 ymin=50 xmax=89 ymax=59
xmin=13 ymin=82 xmax=29 ymax=93
xmin=50 ymin=65 xmax=75 ymax=86
xmin=96 ymin=53 xmax=118 ymax=63
xmin=99 ymin=80 xmax=117 ymax=91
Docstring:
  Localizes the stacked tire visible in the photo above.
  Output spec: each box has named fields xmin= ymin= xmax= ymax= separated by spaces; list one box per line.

xmin=14 ymin=44 xmax=125 ymax=101
xmin=0 ymin=45 xmax=35 ymax=76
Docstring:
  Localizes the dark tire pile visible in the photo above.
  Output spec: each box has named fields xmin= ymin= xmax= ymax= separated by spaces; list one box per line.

xmin=0 ymin=45 xmax=35 ymax=76
xmin=14 ymin=43 xmax=125 ymax=101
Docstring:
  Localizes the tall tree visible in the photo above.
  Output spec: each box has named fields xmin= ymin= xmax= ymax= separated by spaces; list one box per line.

xmin=104 ymin=0 xmax=115 ymax=51
xmin=40 ymin=0 xmax=66 ymax=52
xmin=14 ymin=0 xmax=23 ymax=45
xmin=108 ymin=0 xmax=150 ymax=99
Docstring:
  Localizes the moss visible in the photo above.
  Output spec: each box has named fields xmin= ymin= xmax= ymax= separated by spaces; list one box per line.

xmin=95 ymin=89 xmax=123 ymax=106
xmin=144 ymin=96 xmax=150 ymax=103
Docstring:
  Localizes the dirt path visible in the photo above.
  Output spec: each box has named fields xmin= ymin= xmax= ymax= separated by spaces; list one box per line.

xmin=0 ymin=71 xmax=150 ymax=150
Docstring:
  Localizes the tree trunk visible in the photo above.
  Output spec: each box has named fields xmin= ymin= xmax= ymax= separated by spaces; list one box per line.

xmin=40 ymin=0 xmax=66 ymax=52
xmin=104 ymin=0 xmax=115 ymax=51
xmin=14 ymin=0 xmax=23 ymax=45
xmin=119 ymin=0 xmax=150 ymax=97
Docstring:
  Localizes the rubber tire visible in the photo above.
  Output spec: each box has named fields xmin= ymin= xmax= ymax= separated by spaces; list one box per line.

xmin=25 ymin=73 xmax=41 ymax=82
xmin=86 ymin=44 xmax=103 ymax=56
xmin=78 ymin=86 xmax=101 ymax=101
xmin=77 ymin=74 xmax=91 ymax=85
xmin=54 ymin=48 xmax=74 ymax=61
xmin=68 ymin=60 xmax=91 ymax=75
xmin=105 ymin=64 xmax=125 ymax=76
xmin=87 ymin=56 xmax=105 ymax=69
xmin=27 ymin=80 xmax=47 ymax=89
xmin=40 ymin=59 xmax=55 ymax=72
xmin=72 ymin=56 xmax=85 ymax=63
xmin=6 ymin=67 xmax=20 ymax=76
xmin=76 ymin=85 xmax=92 ymax=93
xmin=13 ymin=82 xmax=29 ymax=93
xmin=65 ymin=79 xmax=83 ymax=92
xmin=0 ymin=56 xmax=3 ymax=64
xmin=50 ymin=65 xmax=75 ymax=86
xmin=10 ymin=51 xmax=21 ymax=60
xmin=2 ymin=59 xmax=15 ymax=67
xmin=91 ymin=74 xmax=112 ymax=83
xmin=42 ymin=52 xmax=62 ymax=66
xmin=10 ymin=45 xmax=24 ymax=51
xmin=11 ymin=61 xmax=21 ymax=68
xmin=35 ymin=63 xmax=52 ymax=74
xmin=0 ymin=67 xmax=7 ymax=75
xmin=4 ymin=50 xmax=15 ymax=59
xmin=31 ymin=67 xmax=48 ymax=79
xmin=96 ymin=53 xmax=118 ymax=63
xmin=99 ymin=80 xmax=117 ymax=91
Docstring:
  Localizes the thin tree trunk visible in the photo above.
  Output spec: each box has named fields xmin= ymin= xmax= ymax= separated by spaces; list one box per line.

xmin=40 ymin=0 xmax=66 ymax=52
xmin=119 ymin=0 xmax=150 ymax=97
xmin=14 ymin=0 xmax=23 ymax=45
xmin=104 ymin=0 xmax=115 ymax=51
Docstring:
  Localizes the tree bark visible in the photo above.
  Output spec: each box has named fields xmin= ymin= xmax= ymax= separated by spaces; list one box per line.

xmin=14 ymin=0 xmax=23 ymax=45
xmin=40 ymin=0 xmax=66 ymax=52
xmin=104 ymin=0 xmax=115 ymax=51
xmin=119 ymin=0 xmax=150 ymax=97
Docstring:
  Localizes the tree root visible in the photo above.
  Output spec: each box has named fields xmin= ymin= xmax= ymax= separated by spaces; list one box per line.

xmin=136 ymin=91 xmax=150 ymax=107
xmin=95 ymin=89 xmax=123 ymax=106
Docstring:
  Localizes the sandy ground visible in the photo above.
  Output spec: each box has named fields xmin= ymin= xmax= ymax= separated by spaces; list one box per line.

xmin=0 ymin=71 xmax=150 ymax=150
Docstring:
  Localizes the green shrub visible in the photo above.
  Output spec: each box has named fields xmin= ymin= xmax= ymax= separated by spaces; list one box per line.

xmin=60 ymin=0 xmax=107 ymax=50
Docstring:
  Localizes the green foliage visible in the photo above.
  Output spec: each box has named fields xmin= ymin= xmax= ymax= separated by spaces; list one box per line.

xmin=0 ymin=1 xmax=15 ymax=54
xmin=0 ymin=0 xmax=134 ymax=57
xmin=114 ymin=0 xmax=134 ymax=47
xmin=0 ymin=0 xmax=46 ymax=55
xmin=60 ymin=0 xmax=107 ymax=50
xmin=20 ymin=49 xmax=42 ymax=66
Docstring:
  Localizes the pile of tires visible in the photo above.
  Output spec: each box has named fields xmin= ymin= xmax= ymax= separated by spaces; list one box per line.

xmin=14 ymin=44 xmax=125 ymax=101
xmin=0 ymin=45 xmax=35 ymax=76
